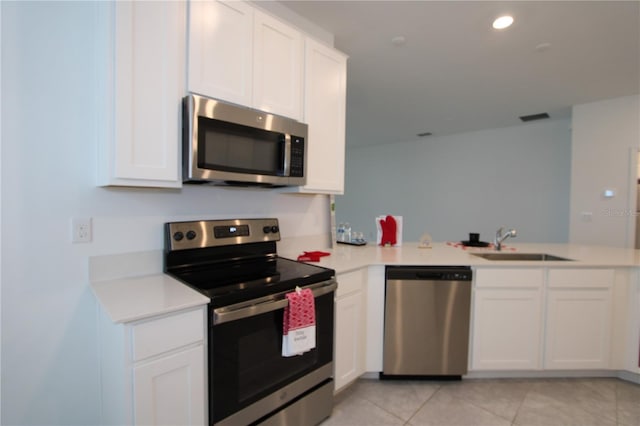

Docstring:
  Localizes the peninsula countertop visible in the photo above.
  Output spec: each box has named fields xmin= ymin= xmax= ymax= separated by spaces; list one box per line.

xmin=280 ymin=242 xmax=640 ymax=275
xmin=92 ymin=242 xmax=640 ymax=323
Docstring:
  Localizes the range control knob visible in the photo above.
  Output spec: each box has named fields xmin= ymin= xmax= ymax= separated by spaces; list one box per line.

xmin=186 ymin=230 xmax=197 ymax=240
xmin=271 ymin=225 xmax=279 ymax=234
xmin=263 ymin=226 xmax=272 ymax=234
xmin=173 ymin=231 xmax=184 ymax=241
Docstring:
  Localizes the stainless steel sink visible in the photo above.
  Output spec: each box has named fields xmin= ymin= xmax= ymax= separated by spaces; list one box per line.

xmin=471 ymin=253 xmax=573 ymax=261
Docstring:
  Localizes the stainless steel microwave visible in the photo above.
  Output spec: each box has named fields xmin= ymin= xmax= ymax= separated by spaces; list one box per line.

xmin=183 ymin=94 xmax=308 ymax=187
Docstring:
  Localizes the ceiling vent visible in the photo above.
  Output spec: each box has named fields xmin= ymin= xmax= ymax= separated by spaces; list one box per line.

xmin=519 ymin=112 xmax=550 ymax=122
xmin=417 ymin=132 xmax=433 ymax=137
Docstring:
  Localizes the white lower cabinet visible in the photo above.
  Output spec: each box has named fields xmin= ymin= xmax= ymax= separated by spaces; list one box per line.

xmin=98 ymin=306 xmax=207 ymax=425
xmin=544 ymin=269 xmax=614 ymax=369
xmin=133 ymin=346 xmax=205 ymax=425
xmin=471 ymin=269 xmax=544 ymax=370
xmin=471 ymin=267 xmax=615 ymax=372
xmin=334 ymin=268 xmax=367 ymax=392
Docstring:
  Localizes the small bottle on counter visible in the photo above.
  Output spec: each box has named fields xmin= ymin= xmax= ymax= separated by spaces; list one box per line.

xmin=337 ymin=223 xmax=345 ymax=242
xmin=344 ymin=223 xmax=352 ymax=242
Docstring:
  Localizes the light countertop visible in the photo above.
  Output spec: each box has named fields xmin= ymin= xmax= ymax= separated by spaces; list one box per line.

xmin=92 ymin=242 xmax=640 ymax=324
xmin=281 ymin=242 xmax=640 ymax=274
xmin=91 ymin=274 xmax=209 ymax=324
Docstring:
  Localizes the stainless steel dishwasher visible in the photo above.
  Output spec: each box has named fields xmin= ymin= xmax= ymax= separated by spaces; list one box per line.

xmin=381 ymin=266 xmax=472 ymax=379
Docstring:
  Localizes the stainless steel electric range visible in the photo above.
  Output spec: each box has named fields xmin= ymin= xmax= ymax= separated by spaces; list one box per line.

xmin=164 ymin=218 xmax=337 ymax=426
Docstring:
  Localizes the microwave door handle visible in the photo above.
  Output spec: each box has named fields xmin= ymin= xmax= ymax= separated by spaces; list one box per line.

xmin=282 ymin=134 xmax=291 ymax=177
xmin=213 ymin=280 xmax=337 ymax=325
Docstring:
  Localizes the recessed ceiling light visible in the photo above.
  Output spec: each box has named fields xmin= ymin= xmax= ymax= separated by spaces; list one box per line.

xmin=492 ymin=15 xmax=514 ymax=30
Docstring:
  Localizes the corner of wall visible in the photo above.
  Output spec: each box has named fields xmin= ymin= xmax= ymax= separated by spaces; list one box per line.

xmin=569 ymin=95 xmax=640 ymax=247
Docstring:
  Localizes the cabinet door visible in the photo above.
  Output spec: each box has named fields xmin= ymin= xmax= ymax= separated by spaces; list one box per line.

xmin=545 ymin=289 xmax=612 ymax=369
xmin=471 ymin=288 xmax=543 ymax=370
xmin=252 ymin=10 xmax=303 ymax=120
xmin=102 ymin=1 xmax=185 ymax=187
xmin=133 ymin=345 xmax=206 ymax=426
xmin=334 ymin=290 xmax=366 ymax=392
xmin=188 ymin=0 xmax=253 ymax=106
xmin=299 ymin=39 xmax=347 ymax=194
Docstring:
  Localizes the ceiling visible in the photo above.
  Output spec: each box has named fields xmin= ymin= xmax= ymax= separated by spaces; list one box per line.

xmin=279 ymin=1 xmax=640 ymax=148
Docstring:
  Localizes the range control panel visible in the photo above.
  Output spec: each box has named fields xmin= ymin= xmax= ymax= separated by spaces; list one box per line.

xmin=166 ymin=218 xmax=280 ymax=251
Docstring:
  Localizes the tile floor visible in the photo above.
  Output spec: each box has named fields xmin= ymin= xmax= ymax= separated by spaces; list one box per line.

xmin=321 ymin=377 xmax=640 ymax=426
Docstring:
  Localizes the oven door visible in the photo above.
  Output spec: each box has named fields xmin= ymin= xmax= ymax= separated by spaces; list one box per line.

xmin=210 ymin=280 xmax=336 ymax=425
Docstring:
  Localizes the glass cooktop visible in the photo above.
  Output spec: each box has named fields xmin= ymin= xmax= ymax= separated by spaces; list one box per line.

xmin=167 ymin=256 xmax=335 ymax=308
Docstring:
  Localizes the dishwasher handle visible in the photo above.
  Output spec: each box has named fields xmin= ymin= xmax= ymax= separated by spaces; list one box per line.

xmin=415 ymin=272 xmax=448 ymax=280
xmin=386 ymin=266 xmax=472 ymax=281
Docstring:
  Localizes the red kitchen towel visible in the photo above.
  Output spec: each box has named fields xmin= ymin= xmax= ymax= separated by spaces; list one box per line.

xmin=297 ymin=251 xmax=330 ymax=262
xmin=282 ymin=288 xmax=316 ymax=357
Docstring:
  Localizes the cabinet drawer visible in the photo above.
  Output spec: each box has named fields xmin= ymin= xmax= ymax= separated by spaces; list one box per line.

xmin=336 ymin=268 xmax=366 ymax=298
xmin=132 ymin=308 xmax=205 ymax=361
xmin=548 ymin=269 xmax=614 ymax=288
xmin=475 ymin=268 xmax=543 ymax=288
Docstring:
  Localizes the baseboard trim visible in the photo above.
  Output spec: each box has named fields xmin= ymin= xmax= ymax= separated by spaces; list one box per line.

xmin=358 ymin=369 xmax=640 ymax=385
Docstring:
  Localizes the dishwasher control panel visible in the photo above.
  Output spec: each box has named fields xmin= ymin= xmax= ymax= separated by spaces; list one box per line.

xmin=386 ymin=266 xmax=472 ymax=281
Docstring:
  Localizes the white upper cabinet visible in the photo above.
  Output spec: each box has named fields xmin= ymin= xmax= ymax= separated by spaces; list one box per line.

xmin=100 ymin=0 xmax=346 ymax=190
xmin=98 ymin=1 xmax=185 ymax=188
xmin=188 ymin=1 xmax=303 ymax=120
xmin=252 ymin=10 xmax=303 ymax=120
xmin=188 ymin=0 xmax=253 ymax=106
xmin=286 ymin=38 xmax=347 ymax=194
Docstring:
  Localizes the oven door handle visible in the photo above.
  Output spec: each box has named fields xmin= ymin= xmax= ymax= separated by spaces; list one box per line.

xmin=212 ymin=279 xmax=337 ymax=325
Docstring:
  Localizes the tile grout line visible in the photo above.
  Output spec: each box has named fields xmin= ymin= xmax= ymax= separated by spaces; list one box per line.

xmin=349 ymin=382 xmax=428 ymax=425
xmin=510 ymin=381 xmax=536 ymax=426
xmin=403 ymin=384 xmax=443 ymax=426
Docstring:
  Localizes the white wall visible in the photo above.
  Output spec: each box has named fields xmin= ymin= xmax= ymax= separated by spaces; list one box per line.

xmin=569 ymin=95 xmax=640 ymax=248
xmin=1 ymin=2 xmax=330 ymax=424
xmin=336 ymin=119 xmax=572 ymax=244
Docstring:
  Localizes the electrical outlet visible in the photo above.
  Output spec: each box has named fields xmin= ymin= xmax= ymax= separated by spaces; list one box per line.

xmin=71 ymin=217 xmax=92 ymax=243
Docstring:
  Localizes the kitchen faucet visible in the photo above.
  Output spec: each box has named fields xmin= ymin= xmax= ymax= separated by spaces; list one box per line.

xmin=494 ymin=227 xmax=517 ymax=251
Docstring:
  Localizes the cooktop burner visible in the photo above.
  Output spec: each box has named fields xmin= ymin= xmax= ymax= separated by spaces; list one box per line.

xmin=164 ymin=218 xmax=335 ymax=308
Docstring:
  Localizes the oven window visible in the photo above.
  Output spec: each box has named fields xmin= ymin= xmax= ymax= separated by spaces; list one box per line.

xmin=210 ymin=292 xmax=333 ymax=423
xmin=237 ymin=323 xmax=317 ymax=401
xmin=197 ymin=116 xmax=285 ymax=176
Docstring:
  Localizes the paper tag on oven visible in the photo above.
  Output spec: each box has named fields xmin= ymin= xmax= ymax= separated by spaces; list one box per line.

xmin=282 ymin=324 xmax=316 ymax=357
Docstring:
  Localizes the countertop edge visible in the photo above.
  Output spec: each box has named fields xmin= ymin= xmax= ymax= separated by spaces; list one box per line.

xmin=285 ymin=242 xmax=640 ymax=275
xmin=91 ymin=274 xmax=210 ymax=324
